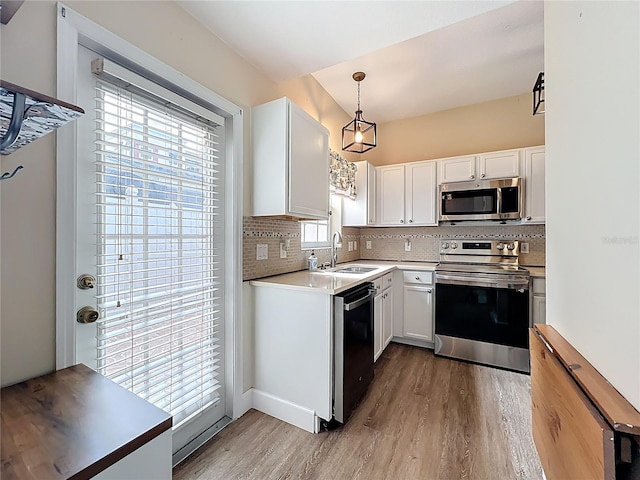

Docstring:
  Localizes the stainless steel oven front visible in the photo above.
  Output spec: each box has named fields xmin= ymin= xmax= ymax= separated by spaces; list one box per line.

xmin=434 ymin=240 xmax=531 ymax=373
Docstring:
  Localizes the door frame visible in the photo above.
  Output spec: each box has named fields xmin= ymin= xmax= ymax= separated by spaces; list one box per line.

xmin=55 ymin=3 xmax=249 ymax=425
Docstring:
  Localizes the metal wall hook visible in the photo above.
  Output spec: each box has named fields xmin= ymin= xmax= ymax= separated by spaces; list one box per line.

xmin=0 ymin=91 xmax=27 ymax=151
xmin=0 ymin=165 xmax=23 ymax=181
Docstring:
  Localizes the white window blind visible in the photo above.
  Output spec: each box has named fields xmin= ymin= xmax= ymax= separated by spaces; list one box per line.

xmin=93 ymin=78 xmax=224 ymax=429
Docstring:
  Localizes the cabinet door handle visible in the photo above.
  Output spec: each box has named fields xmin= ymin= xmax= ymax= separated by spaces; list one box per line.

xmin=481 ymin=173 xmax=486 ymax=178
xmin=427 ymin=288 xmax=432 ymax=293
xmin=470 ymin=174 xmax=475 ymax=179
xmin=415 ymin=276 xmax=420 ymax=281
xmin=408 ymin=219 xmax=413 ymax=223
xmin=526 ymin=216 xmax=532 ymax=220
xmin=400 ymin=219 xmax=404 ymax=223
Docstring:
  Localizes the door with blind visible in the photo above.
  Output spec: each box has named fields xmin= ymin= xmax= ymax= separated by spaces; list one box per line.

xmin=74 ymin=46 xmax=227 ymax=455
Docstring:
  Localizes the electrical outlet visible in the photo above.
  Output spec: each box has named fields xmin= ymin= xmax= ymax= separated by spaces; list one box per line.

xmin=405 ymin=239 xmax=412 ymax=252
xmin=257 ymin=244 xmax=268 ymax=260
xmin=366 ymin=240 xmax=372 ymax=250
xmin=348 ymin=241 xmax=353 ymax=252
xmin=521 ymin=242 xmax=530 ymax=254
xmin=279 ymin=242 xmax=287 ymax=259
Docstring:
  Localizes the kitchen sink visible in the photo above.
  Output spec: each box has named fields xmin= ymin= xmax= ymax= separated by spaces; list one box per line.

xmin=334 ymin=266 xmax=378 ymax=274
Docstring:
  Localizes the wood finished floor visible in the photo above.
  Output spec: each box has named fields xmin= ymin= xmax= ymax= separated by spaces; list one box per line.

xmin=173 ymin=343 xmax=543 ymax=480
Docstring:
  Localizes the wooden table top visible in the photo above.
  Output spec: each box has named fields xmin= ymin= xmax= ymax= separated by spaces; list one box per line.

xmin=534 ymin=324 xmax=640 ymax=436
xmin=1 ymin=364 xmax=172 ymax=480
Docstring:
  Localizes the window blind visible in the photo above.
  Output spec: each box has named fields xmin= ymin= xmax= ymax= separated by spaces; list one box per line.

xmin=93 ymin=79 xmax=224 ymax=429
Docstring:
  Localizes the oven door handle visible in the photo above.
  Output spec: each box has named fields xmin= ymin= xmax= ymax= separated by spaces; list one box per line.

xmin=436 ymin=274 xmax=529 ymax=290
xmin=344 ymin=291 xmax=374 ymax=311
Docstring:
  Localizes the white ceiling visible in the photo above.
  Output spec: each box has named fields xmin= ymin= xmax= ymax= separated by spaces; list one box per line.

xmin=178 ymin=1 xmax=544 ymax=123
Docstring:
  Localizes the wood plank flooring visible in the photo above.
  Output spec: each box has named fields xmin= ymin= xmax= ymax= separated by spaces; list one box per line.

xmin=173 ymin=343 xmax=543 ymax=480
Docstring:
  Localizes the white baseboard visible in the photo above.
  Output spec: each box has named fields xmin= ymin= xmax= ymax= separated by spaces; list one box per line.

xmin=391 ymin=337 xmax=435 ymax=350
xmin=251 ymin=389 xmax=317 ymax=433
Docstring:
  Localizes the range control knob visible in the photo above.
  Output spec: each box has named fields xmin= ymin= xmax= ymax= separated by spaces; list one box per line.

xmin=442 ymin=242 xmax=450 ymax=249
xmin=496 ymin=243 xmax=505 ymax=250
xmin=507 ymin=243 xmax=515 ymax=251
xmin=450 ymin=242 xmax=458 ymax=249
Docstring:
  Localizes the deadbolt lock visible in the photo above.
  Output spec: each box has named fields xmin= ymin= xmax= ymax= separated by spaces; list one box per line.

xmin=77 ymin=306 xmax=99 ymax=324
xmin=77 ymin=274 xmax=96 ymax=290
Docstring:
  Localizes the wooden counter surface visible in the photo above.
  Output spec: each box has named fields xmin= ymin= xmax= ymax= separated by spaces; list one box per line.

xmin=1 ymin=364 xmax=172 ymax=480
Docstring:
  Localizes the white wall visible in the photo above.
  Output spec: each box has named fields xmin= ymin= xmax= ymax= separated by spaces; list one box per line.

xmin=545 ymin=1 xmax=640 ymax=409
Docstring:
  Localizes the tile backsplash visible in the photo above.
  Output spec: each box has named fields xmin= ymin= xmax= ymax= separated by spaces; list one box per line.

xmin=359 ymin=224 xmax=545 ymax=265
xmin=243 ymin=217 xmax=545 ymax=281
xmin=243 ymin=217 xmax=360 ymax=281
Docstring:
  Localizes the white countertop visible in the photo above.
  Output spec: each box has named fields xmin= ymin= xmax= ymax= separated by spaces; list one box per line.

xmin=250 ymin=260 xmax=438 ymax=295
xmin=524 ymin=266 xmax=546 ymax=278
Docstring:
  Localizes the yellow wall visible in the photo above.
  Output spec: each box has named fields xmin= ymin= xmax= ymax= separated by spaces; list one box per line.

xmin=363 ymin=93 xmax=545 ymax=165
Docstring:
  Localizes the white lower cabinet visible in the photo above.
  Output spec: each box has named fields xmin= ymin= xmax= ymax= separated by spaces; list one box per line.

xmin=532 ymin=277 xmax=546 ymax=325
xmin=374 ymin=273 xmax=394 ymax=362
xmin=533 ymin=295 xmax=546 ymax=324
xmin=393 ymin=270 xmax=435 ymax=345
xmin=402 ymin=284 xmax=434 ymax=342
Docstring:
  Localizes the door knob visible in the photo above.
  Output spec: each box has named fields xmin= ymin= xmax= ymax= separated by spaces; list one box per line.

xmin=77 ymin=274 xmax=96 ymax=290
xmin=77 ymin=306 xmax=99 ymax=324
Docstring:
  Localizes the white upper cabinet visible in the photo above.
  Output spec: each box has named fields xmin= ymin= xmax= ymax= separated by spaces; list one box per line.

xmin=405 ymin=161 xmax=437 ymax=226
xmin=252 ymin=97 xmax=329 ymax=219
xmin=438 ymin=155 xmax=477 ymax=183
xmin=342 ymin=161 xmax=376 ymax=226
xmin=523 ymin=146 xmax=546 ymax=224
xmin=439 ymin=150 xmax=520 ymax=183
xmin=377 ymin=165 xmax=405 ymax=225
xmin=478 ymin=149 xmax=520 ymax=180
xmin=377 ymin=161 xmax=437 ymax=226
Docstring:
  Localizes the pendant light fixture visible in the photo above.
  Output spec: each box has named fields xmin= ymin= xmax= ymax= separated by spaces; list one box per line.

xmin=342 ymin=72 xmax=376 ymax=154
xmin=532 ymin=71 xmax=544 ymax=115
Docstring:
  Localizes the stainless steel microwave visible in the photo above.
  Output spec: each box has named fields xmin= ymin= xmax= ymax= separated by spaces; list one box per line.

xmin=439 ymin=177 xmax=522 ymax=222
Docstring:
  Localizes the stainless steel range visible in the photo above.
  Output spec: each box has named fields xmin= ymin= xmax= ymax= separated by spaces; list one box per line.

xmin=434 ymin=240 xmax=531 ymax=373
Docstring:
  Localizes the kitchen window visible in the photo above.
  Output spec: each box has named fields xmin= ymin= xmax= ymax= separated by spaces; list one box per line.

xmin=300 ymin=195 xmax=342 ymax=248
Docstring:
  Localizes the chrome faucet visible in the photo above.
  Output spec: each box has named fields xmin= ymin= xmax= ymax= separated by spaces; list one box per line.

xmin=331 ymin=231 xmax=343 ymax=268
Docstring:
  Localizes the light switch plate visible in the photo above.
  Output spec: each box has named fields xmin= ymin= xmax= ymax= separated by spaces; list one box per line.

xmin=354 ymin=240 xmax=358 ymax=250
xmin=521 ymin=242 xmax=530 ymax=254
xmin=279 ymin=242 xmax=287 ymax=258
xmin=257 ymin=244 xmax=268 ymax=260
xmin=405 ymin=239 xmax=412 ymax=252
xmin=366 ymin=240 xmax=372 ymax=250
xmin=348 ymin=241 xmax=353 ymax=252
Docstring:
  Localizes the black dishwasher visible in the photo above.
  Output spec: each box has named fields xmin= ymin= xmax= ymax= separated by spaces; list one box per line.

xmin=333 ymin=282 xmax=375 ymax=424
